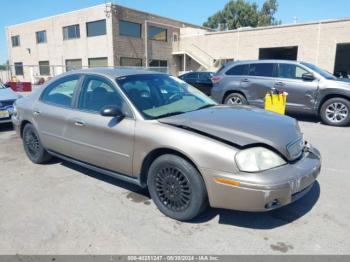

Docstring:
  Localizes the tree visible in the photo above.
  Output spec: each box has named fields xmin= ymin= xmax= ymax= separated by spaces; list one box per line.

xmin=203 ymin=0 xmax=281 ymax=30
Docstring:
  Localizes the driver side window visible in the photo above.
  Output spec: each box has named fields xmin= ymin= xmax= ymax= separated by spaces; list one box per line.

xmin=78 ymin=76 xmax=132 ymax=117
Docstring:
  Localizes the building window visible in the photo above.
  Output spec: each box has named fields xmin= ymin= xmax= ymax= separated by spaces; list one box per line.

xmin=148 ymin=26 xmax=167 ymax=41
xmin=63 ymin=24 xmax=80 ymax=40
xmin=14 ymin=62 xmax=23 ymax=75
xmin=86 ymin=19 xmax=106 ymax=37
xmin=66 ymin=59 xmax=82 ymax=71
xmin=119 ymin=20 xmax=142 ymax=38
xmin=149 ymin=60 xmax=167 ymax=67
xmin=11 ymin=35 xmax=20 ymax=47
xmin=120 ymin=57 xmax=142 ymax=67
xmin=36 ymin=31 xmax=47 ymax=43
xmin=39 ymin=61 xmax=50 ymax=75
xmin=88 ymin=57 xmax=108 ymax=68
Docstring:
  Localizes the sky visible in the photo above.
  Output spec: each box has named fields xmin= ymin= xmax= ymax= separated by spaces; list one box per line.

xmin=1 ymin=0 xmax=350 ymax=63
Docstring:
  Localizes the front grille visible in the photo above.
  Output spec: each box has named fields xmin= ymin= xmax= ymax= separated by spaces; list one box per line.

xmin=0 ymin=100 xmax=15 ymax=109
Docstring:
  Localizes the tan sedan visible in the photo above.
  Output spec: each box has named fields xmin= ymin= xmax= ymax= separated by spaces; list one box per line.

xmin=12 ymin=69 xmax=321 ymax=221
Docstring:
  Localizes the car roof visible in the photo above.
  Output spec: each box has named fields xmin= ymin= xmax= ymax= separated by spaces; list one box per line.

xmin=58 ymin=67 xmax=166 ymax=79
xmin=226 ymin=60 xmax=304 ymax=66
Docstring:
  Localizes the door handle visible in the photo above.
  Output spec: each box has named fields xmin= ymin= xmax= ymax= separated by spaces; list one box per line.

xmin=74 ymin=120 xmax=85 ymax=127
xmin=33 ymin=110 xmax=41 ymax=116
xmin=241 ymin=78 xmax=250 ymax=82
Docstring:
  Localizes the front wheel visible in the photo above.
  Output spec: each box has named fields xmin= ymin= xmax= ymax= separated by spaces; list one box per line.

xmin=22 ymin=123 xmax=52 ymax=164
xmin=224 ymin=93 xmax=247 ymax=105
xmin=320 ymin=98 xmax=350 ymax=126
xmin=147 ymin=154 xmax=208 ymax=221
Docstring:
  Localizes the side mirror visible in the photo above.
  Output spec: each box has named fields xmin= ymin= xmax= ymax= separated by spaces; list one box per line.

xmin=302 ymin=73 xmax=315 ymax=81
xmin=100 ymin=105 xmax=124 ymax=118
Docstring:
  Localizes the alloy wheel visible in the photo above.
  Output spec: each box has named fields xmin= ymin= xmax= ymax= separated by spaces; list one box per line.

xmin=325 ymin=102 xmax=349 ymax=123
xmin=24 ymin=130 xmax=40 ymax=158
xmin=155 ymin=166 xmax=191 ymax=212
xmin=228 ymin=96 xmax=243 ymax=105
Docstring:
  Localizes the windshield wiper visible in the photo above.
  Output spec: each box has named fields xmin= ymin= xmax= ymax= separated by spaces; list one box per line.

xmin=156 ymin=111 xmax=186 ymax=119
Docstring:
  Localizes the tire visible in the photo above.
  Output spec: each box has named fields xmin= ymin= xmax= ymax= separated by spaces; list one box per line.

xmin=147 ymin=154 xmax=208 ymax=221
xmin=320 ymin=98 xmax=350 ymax=126
xmin=22 ymin=123 xmax=52 ymax=164
xmin=224 ymin=92 xmax=247 ymax=105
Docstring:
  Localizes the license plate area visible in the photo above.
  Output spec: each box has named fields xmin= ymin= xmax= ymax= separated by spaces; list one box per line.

xmin=0 ymin=110 xmax=10 ymax=119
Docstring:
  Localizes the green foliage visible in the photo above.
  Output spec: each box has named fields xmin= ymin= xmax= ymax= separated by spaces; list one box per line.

xmin=203 ymin=0 xmax=281 ymax=30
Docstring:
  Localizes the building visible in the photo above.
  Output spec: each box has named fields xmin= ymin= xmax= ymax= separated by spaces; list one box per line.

xmin=6 ymin=3 xmax=350 ymax=82
xmin=174 ymin=18 xmax=350 ymax=75
xmin=5 ymin=3 xmax=203 ymax=82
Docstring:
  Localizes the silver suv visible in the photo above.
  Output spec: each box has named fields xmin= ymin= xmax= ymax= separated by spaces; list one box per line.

xmin=211 ymin=60 xmax=350 ymax=126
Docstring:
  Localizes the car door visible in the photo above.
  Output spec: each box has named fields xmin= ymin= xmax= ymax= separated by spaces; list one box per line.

xmin=275 ymin=63 xmax=319 ymax=113
xmin=33 ymin=75 xmax=81 ymax=156
xmin=65 ymin=75 xmax=135 ymax=176
xmin=197 ymin=72 xmax=214 ymax=95
xmin=183 ymin=72 xmax=199 ymax=88
xmin=240 ymin=63 xmax=277 ymax=108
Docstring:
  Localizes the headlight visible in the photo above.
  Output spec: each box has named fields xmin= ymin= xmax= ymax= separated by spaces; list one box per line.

xmin=235 ymin=147 xmax=286 ymax=172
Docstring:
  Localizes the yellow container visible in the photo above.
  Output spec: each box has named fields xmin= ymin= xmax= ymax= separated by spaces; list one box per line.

xmin=264 ymin=92 xmax=288 ymax=115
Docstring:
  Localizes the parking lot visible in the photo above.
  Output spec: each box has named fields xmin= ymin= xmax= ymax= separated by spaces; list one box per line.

xmin=0 ymin=117 xmax=349 ymax=255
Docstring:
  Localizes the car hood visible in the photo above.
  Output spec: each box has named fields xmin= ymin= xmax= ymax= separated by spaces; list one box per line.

xmin=159 ymin=105 xmax=303 ymax=161
xmin=0 ymin=88 xmax=19 ymax=101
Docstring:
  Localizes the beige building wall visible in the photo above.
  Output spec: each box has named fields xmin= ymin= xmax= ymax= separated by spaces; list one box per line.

xmin=6 ymin=4 xmax=114 ymax=82
xmin=176 ymin=19 xmax=350 ymax=73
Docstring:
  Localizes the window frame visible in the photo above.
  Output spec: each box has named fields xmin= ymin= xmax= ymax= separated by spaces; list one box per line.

xmin=65 ymin=59 xmax=83 ymax=72
xmin=120 ymin=57 xmax=143 ymax=67
xmin=36 ymin=30 xmax=47 ymax=44
xmin=11 ymin=35 xmax=20 ymax=47
xmin=148 ymin=25 xmax=167 ymax=42
xmin=40 ymin=75 xmax=82 ymax=109
xmin=63 ymin=24 xmax=80 ymax=40
xmin=88 ymin=57 xmax=108 ymax=68
xmin=39 ymin=61 xmax=50 ymax=76
xmin=86 ymin=19 xmax=107 ymax=37
xmin=76 ymin=74 xmax=134 ymax=119
xmin=119 ymin=20 xmax=142 ymax=38
xmin=14 ymin=62 xmax=24 ymax=75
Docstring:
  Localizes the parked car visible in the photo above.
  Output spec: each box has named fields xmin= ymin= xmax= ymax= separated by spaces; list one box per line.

xmin=12 ymin=69 xmax=321 ymax=221
xmin=0 ymin=83 xmax=21 ymax=124
xmin=211 ymin=60 xmax=350 ymax=126
xmin=178 ymin=71 xmax=214 ymax=96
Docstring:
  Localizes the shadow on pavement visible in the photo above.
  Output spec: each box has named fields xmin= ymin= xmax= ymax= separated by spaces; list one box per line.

xmin=60 ymin=159 xmax=320 ymax=229
xmin=0 ymin=123 xmax=14 ymax=132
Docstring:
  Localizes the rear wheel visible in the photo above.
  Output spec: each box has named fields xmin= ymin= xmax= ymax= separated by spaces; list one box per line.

xmin=23 ymin=123 xmax=52 ymax=164
xmin=147 ymin=154 xmax=208 ymax=221
xmin=320 ymin=98 xmax=350 ymax=126
xmin=224 ymin=92 xmax=247 ymax=105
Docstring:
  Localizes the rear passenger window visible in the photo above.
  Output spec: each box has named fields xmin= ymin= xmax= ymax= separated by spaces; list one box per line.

xmin=249 ymin=63 xmax=275 ymax=77
xmin=41 ymin=76 xmax=79 ymax=107
xmin=226 ymin=64 xmax=249 ymax=76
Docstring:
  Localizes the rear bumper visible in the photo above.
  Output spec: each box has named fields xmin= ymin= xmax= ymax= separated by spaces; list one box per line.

xmin=201 ymin=145 xmax=321 ymax=212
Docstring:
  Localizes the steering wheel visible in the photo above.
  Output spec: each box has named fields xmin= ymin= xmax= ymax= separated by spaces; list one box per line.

xmin=166 ymin=93 xmax=183 ymax=103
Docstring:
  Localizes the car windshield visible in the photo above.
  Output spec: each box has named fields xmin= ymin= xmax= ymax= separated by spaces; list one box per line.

xmin=116 ymin=74 xmax=217 ymax=119
xmin=301 ymin=62 xmax=337 ymax=80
